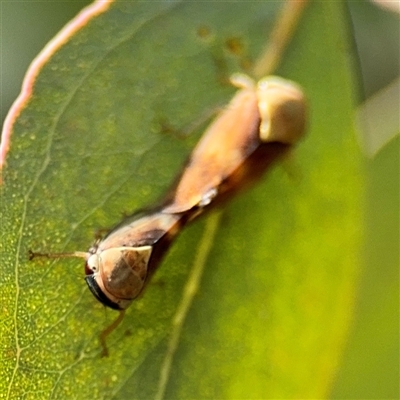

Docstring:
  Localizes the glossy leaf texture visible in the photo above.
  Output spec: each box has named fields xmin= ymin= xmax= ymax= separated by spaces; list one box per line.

xmin=1 ymin=1 xmax=362 ymax=399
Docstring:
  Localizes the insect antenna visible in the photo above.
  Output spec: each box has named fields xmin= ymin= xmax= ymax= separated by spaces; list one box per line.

xmin=28 ymin=249 xmax=88 ymax=261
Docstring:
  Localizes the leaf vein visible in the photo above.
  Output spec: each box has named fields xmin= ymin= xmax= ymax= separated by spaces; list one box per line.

xmin=154 ymin=211 xmax=222 ymax=400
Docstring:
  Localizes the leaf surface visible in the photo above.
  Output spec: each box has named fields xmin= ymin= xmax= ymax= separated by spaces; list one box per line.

xmin=1 ymin=1 xmax=362 ymax=399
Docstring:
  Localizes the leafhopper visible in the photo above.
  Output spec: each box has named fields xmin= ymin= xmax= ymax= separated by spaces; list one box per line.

xmin=31 ymin=74 xmax=307 ymax=311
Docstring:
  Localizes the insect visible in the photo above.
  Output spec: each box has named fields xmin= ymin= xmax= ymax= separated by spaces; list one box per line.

xmin=30 ymin=74 xmax=307 ymax=311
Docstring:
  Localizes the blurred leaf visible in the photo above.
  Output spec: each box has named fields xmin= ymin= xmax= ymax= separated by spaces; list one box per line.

xmin=0 ymin=0 xmax=92 ymax=125
xmin=331 ymin=136 xmax=399 ymax=399
xmin=1 ymin=1 xmax=362 ymax=399
xmin=356 ymin=77 xmax=400 ymax=157
xmin=348 ymin=0 xmax=400 ymax=98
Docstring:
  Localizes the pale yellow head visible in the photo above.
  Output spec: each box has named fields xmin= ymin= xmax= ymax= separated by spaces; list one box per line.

xmin=256 ymin=76 xmax=307 ymax=144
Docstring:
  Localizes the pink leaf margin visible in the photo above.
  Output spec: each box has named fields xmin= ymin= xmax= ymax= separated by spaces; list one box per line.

xmin=0 ymin=0 xmax=114 ymax=178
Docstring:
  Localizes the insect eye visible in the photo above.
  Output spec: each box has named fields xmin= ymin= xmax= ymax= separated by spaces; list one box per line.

xmin=85 ymin=255 xmax=99 ymax=275
xmin=85 ymin=262 xmax=94 ymax=275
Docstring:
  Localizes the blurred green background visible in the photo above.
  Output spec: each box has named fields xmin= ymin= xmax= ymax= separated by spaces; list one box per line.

xmin=1 ymin=1 xmax=398 ymax=399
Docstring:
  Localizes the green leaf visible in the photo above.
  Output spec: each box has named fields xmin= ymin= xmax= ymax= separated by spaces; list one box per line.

xmin=1 ymin=1 xmax=362 ymax=399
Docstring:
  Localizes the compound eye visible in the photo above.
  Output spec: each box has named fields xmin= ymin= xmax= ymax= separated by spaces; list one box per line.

xmin=85 ymin=255 xmax=99 ymax=275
